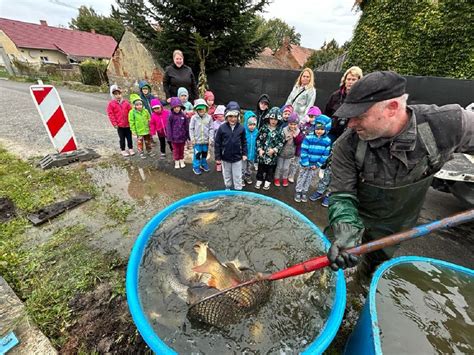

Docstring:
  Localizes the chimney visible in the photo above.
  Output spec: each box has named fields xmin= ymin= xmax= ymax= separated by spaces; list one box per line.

xmin=40 ymin=20 xmax=48 ymax=26
xmin=91 ymin=29 xmax=96 ymax=34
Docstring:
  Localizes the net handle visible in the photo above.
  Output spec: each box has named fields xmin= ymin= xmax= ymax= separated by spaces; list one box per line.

xmin=268 ymin=208 xmax=474 ymax=281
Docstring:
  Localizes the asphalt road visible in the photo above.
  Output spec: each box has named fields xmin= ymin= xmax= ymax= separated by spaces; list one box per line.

xmin=1 ymin=79 xmax=472 ymax=269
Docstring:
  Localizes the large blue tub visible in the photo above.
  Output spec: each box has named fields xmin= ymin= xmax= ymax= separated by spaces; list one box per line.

xmin=345 ymin=256 xmax=474 ymax=354
xmin=126 ymin=190 xmax=346 ymax=354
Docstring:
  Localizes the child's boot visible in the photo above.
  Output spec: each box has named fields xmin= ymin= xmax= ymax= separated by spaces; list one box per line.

xmin=200 ymin=160 xmax=210 ymax=172
xmin=255 ymin=180 xmax=263 ymax=189
xmin=274 ymin=178 xmax=280 ymax=187
xmin=294 ymin=192 xmax=301 ymax=202
xmin=216 ymin=163 xmax=222 ymax=172
xmin=180 ymin=159 xmax=186 ymax=168
xmin=174 ymin=160 xmax=180 ymax=169
xmin=263 ymin=181 xmax=271 ymax=190
xmin=301 ymin=193 xmax=308 ymax=203
xmin=282 ymin=178 xmax=289 ymax=187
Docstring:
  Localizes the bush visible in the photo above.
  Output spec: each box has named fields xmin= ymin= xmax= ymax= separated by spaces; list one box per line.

xmin=79 ymin=59 xmax=108 ymax=86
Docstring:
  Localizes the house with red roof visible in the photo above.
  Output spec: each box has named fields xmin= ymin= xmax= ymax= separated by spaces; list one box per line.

xmin=0 ymin=18 xmax=117 ymax=67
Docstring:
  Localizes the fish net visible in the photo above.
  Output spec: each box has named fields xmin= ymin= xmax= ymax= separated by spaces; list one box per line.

xmin=187 ymin=279 xmax=272 ymax=327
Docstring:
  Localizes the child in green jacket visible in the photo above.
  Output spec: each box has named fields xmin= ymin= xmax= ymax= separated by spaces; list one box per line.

xmin=129 ymin=94 xmax=153 ymax=158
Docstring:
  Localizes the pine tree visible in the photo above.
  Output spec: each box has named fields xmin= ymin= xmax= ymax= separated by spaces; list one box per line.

xmin=69 ymin=6 xmax=124 ymax=42
xmin=115 ymin=0 xmax=271 ymax=73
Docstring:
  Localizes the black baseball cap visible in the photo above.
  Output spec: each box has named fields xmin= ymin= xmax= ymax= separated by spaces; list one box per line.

xmin=334 ymin=71 xmax=407 ymax=118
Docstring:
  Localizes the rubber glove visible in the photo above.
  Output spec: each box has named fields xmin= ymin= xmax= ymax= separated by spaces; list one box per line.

xmin=327 ymin=222 xmax=364 ymax=271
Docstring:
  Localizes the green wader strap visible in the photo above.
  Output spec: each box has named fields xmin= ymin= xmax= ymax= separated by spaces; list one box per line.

xmin=355 ymin=139 xmax=367 ymax=172
xmin=417 ymin=122 xmax=441 ymax=169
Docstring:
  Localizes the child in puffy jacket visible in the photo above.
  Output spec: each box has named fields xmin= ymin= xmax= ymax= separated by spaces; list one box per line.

xmin=129 ymin=94 xmax=153 ymax=158
xmin=288 ymin=105 xmax=322 ymax=183
xmin=204 ymin=90 xmax=216 ymax=117
xmin=149 ymin=98 xmax=171 ymax=157
xmin=210 ymin=105 xmax=226 ymax=172
xmin=107 ymin=85 xmax=134 ymax=157
xmin=166 ymin=97 xmax=190 ymax=169
xmin=189 ymin=98 xmax=213 ymax=175
xmin=294 ymin=114 xmax=332 ymax=203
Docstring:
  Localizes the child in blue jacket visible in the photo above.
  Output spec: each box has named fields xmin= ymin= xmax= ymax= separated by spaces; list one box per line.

xmin=242 ymin=111 xmax=259 ymax=185
xmin=294 ymin=114 xmax=332 ymax=202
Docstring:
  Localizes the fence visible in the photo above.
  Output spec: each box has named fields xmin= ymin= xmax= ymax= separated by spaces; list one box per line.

xmin=207 ymin=67 xmax=474 ymax=111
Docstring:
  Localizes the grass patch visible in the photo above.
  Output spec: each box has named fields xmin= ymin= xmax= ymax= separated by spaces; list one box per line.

xmin=0 ymin=148 xmax=126 ymax=348
xmin=104 ymin=196 xmax=135 ymax=224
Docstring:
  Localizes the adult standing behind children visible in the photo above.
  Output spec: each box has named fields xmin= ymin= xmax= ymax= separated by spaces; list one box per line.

xmin=285 ymin=67 xmax=316 ymax=121
xmin=163 ymin=50 xmax=198 ymax=103
xmin=214 ymin=101 xmax=247 ymax=190
xmin=107 ymin=85 xmax=134 ymax=157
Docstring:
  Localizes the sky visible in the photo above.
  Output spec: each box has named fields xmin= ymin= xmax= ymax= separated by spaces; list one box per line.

xmin=0 ymin=0 xmax=360 ymax=49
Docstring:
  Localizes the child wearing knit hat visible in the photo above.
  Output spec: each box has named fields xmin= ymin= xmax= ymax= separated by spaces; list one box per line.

xmin=274 ymin=112 xmax=303 ymax=187
xmin=204 ymin=90 xmax=216 ymax=116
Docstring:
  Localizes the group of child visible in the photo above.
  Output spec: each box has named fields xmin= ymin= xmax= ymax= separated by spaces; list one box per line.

xmin=107 ymin=83 xmax=333 ymax=206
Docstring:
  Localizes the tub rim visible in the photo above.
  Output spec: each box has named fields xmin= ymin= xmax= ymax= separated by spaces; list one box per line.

xmin=126 ymin=190 xmax=346 ymax=354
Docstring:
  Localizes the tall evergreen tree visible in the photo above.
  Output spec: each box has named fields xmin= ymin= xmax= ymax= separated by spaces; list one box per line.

xmin=115 ymin=0 xmax=271 ymax=73
xmin=70 ymin=6 xmax=124 ymax=42
xmin=257 ymin=17 xmax=302 ymax=53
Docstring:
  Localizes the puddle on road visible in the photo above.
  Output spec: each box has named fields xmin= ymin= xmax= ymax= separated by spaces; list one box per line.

xmin=88 ymin=164 xmax=202 ymax=206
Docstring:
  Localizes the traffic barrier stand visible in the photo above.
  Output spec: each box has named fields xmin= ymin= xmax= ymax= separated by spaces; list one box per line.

xmin=30 ymin=83 xmax=100 ymax=169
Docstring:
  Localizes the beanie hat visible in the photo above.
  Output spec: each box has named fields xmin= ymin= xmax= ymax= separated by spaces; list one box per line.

xmin=193 ymin=98 xmax=209 ymax=111
xmin=130 ymin=94 xmax=142 ymax=104
xmin=170 ymin=97 xmax=183 ymax=109
xmin=282 ymin=104 xmax=294 ymax=114
xmin=204 ymin=91 xmax=215 ymax=101
xmin=150 ymin=98 xmax=161 ymax=109
xmin=214 ymin=105 xmax=226 ymax=116
xmin=225 ymin=101 xmax=240 ymax=117
xmin=177 ymin=87 xmax=189 ymax=98
xmin=247 ymin=116 xmax=257 ymax=125
xmin=307 ymin=106 xmax=322 ymax=116
xmin=110 ymin=84 xmax=122 ymax=98
xmin=265 ymin=107 xmax=282 ymax=121
xmin=288 ymin=112 xmax=299 ymax=124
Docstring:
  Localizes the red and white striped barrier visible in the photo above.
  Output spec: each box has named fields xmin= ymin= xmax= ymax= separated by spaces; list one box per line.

xmin=30 ymin=85 xmax=78 ymax=153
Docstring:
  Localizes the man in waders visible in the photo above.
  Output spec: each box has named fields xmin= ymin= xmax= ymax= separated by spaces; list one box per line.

xmin=326 ymin=71 xmax=474 ymax=276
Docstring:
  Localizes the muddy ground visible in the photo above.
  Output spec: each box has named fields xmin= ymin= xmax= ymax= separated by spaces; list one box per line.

xmin=1 ymin=79 xmax=472 ymax=353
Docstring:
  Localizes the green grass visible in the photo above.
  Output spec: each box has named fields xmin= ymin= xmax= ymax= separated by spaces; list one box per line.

xmin=0 ymin=148 xmax=126 ymax=347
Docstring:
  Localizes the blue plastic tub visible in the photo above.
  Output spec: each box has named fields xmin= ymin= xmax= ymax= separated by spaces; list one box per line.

xmin=345 ymin=256 xmax=474 ymax=355
xmin=126 ymin=190 xmax=346 ymax=354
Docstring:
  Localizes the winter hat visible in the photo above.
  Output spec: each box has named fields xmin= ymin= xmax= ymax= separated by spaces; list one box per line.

xmin=193 ymin=98 xmax=208 ymax=111
xmin=110 ymin=84 xmax=122 ymax=98
xmin=170 ymin=97 xmax=183 ymax=109
xmin=204 ymin=91 xmax=215 ymax=101
xmin=288 ymin=112 xmax=299 ymax=124
xmin=314 ymin=114 xmax=332 ymax=133
xmin=265 ymin=106 xmax=282 ymax=121
xmin=214 ymin=105 xmax=226 ymax=116
xmin=177 ymin=87 xmax=189 ymax=98
xmin=307 ymin=106 xmax=322 ymax=116
xmin=225 ymin=101 xmax=240 ymax=117
xmin=247 ymin=116 xmax=257 ymax=125
xmin=130 ymin=94 xmax=142 ymax=104
xmin=282 ymin=104 xmax=294 ymax=114
xmin=150 ymin=98 xmax=162 ymax=109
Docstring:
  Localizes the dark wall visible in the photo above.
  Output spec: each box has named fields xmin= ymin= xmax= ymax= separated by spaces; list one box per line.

xmin=207 ymin=67 xmax=474 ymax=112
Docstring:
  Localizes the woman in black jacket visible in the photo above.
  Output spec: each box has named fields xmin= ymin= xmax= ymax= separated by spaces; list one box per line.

xmin=163 ymin=50 xmax=198 ymax=103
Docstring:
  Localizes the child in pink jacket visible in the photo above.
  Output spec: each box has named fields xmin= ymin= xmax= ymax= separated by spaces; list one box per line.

xmin=149 ymin=98 xmax=172 ymax=157
xmin=107 ymin=85 xmax=134 ymax=156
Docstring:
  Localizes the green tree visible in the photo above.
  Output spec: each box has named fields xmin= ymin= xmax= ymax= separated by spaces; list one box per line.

xmin=69 ymin=6 xmax=125 ymax=42
xmin=346 ymin=0 xmax=473 ymax=79
xmin=304 ymin=39 xmax=346 ymax=69
xmin=257 ymin=17 xmax=302 ymax=53
xmin=115 ymin=0 xmax=271 ymax=73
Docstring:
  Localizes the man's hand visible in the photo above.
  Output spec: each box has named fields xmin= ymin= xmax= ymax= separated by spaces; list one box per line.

xmin=328 ymin=243 xmax=358 ymax=271
xmin=327 ymin=222 xmax=364 ymax=271
xmin=242 ymin=155 xmax=248 ymax=161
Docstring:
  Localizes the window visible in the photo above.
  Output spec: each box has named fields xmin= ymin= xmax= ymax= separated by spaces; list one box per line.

xmin=40 ymin=56 xmax=49 ymax=62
